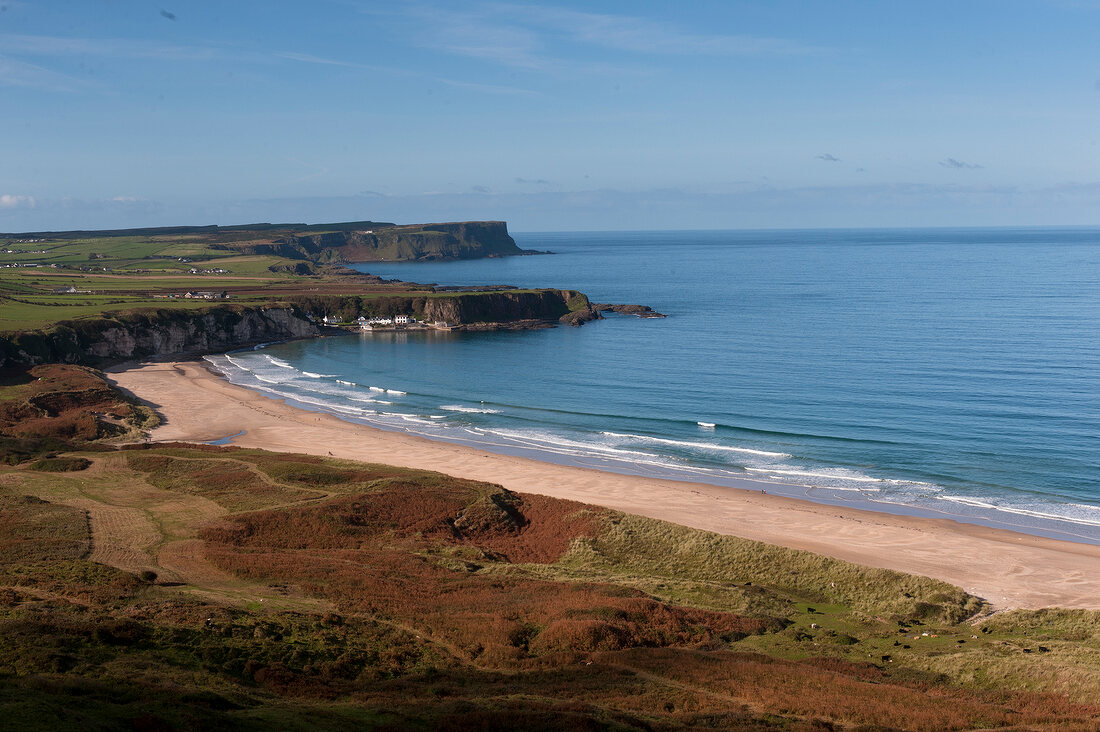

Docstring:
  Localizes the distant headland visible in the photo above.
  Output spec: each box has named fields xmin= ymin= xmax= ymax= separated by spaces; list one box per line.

xmin=2 ymin=220 xmax=545 ymax=264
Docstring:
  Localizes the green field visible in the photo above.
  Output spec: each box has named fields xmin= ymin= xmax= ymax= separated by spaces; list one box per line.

xmin=0 ymin=229 xmax=422 ymax=332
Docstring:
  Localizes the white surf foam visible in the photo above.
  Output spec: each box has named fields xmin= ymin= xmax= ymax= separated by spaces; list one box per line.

xmin=265 ymin=356 xmax=294 ymax=369
xmin=937 ymin=496 xmax=1100 ymax=528
xmin=601 ymin=431 xmax=790 ymax=459
xmin=482 ymin=428 xmax=679 ymax=467
xmin=745 ymin=466 xmax=883 ymax=483
xmin=698 ymin=422 xmax=716 ymax=428
xmin=301 ymin=371 xmax=336 ymax=379
xmin=441 ymin=405 xmax=501 ymax=414
xmin=387 ymin=389 xmax=407 ymax=396
xmin=369 ymin=386 xmax=385 ymax=393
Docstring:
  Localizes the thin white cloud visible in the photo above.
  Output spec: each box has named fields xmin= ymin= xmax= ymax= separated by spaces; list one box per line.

xmin=276 ymin=51 xmax=367 ymax=69
xmin=277 ymin=49 xmax=537 ymax=95
xmin=394 ymin=2 xmax=820 ymax=71
xmin=490 ymin=3 xmax=820 ymax=56
xmin=0 ymin=33 xmax=229 ymax=62
xmin=0 ymin=194 xmax=36 ymax=209
xmin=0 ymin=55 xmax=90 ymax=91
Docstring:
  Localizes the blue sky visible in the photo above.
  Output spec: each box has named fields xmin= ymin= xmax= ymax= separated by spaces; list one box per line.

xmin=1 ymin=0 xmax=1098 ymax=231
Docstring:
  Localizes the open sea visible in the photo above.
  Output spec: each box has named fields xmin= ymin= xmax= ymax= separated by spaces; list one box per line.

xmin=205 ymin=228 xmax=1100 ymax=544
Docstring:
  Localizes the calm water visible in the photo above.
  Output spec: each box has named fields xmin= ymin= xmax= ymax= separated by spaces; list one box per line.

xmin=207 ymin=228 xmax=1100 ymax=543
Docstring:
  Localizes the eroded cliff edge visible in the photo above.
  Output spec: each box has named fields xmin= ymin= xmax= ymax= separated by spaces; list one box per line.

xmin=0 ymin=290 xmax=592 ymax=368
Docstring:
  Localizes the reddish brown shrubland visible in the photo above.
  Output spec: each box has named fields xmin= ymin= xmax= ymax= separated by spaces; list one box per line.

xmin=597 ymin=647 xmax=1100 ymax=731
xmin=201 ymin=481 xmax=773 ymax=667
xmin=0 ymin=365 xmax=142 ymax=443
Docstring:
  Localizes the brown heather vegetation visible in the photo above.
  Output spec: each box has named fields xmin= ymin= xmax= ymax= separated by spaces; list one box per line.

xmin=0 ymin=440 xmax=1098 ymax=729
xmin=201 ymin=482 xmax=776 ymax=667
xmin=0 ymin=364 xmax=155 ymax=464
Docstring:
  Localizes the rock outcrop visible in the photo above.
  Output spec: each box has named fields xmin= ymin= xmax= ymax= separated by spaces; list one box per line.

xmin=559 ymin=306 xmax=603 ymax=327
xmin=593 ymin=303 xmax=667 ymax=318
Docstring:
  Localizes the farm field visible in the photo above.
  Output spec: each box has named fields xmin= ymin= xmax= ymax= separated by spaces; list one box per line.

xmin=0 ymin=223 xmax=439 ymax=333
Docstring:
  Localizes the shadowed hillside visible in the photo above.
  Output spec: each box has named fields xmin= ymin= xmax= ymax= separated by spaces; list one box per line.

xmin=1 ymin=432 xmax=1098 ymax=729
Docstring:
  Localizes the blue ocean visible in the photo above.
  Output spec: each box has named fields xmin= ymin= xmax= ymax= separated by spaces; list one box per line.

xmin=206 ymin=228 xmax=1100 ymax=544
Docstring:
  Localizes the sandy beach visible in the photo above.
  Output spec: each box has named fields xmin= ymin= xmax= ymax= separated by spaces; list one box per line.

xmin=106 ymin=360 xmax=1100 ymax=611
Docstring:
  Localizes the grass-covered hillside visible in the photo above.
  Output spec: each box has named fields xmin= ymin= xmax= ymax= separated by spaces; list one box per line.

xmin=0 ymin=372 xmax=1098 ymax=730
xmin=0 ymin=221 xmax=533 ymax=333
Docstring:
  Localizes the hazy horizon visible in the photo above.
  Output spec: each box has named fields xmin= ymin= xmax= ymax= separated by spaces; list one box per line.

xmin=2 ymin=1 xmax=1098 ymax=231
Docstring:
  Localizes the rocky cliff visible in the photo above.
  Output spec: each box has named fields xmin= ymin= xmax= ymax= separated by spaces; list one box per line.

xmin=419 ymin=290 xmax=587 ymax=323
xmin=0 ymin=306 xmax=320 ymax=368
xmin=0 ymin=290 xmax=594 ymax=368
xmin=287 ymin=289 xmax=589 ymax=326
xmin=226 ymin=221 xmax=528 ymax=262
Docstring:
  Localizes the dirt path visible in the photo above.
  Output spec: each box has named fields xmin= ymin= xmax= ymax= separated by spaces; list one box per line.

xmin=59 ymin=497 xmax=161 ymax=575
xmin=10 ymin=454 xmax=332 ymax=614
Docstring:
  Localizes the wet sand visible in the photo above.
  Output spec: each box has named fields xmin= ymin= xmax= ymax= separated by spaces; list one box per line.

xmin=107 ymin=360 xmax=1100 ymax=611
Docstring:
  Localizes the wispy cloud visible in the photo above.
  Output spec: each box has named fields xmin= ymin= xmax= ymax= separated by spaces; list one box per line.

xmin=0 ymin=33 xmax=228 ymax=62
xmin=276 ymin=51 xmax=368 ymax=69
xmin=0 ymin=194 xmax=36 ymax=209
xmin=490 ymin=3 xmax=820 ymax=57
xmin=277 ymin=49 xmax=537 ymax=95
xmin=387 ymin=3 xmax=820 ymax=72
xmin=817 ymin=153 xmax=841 ymax=162
xmin=940 ymin=157 xmax=984 ymax=169
xmin=515 ymin=177 xmax=551 ymax=185
xmin=0 ymin=55 xmax=90 ymax=91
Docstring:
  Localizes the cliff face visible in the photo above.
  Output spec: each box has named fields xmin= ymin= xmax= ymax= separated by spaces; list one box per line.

xmin=234 ymin=221 xmax=525 ymax=262
xmin=0 ymin=306 xmax=319 ymax=368
xmin=287 ymin=289 xmax=589 ymax=325
xmin=419 ymin=290 xmax=585 ymax=323
xmin=0 ymin=290 xmax=592 ymax=368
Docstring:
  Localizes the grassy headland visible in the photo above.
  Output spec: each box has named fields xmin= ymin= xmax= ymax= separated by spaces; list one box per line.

xmin=0 ymin=221 xmax=589 ymax=367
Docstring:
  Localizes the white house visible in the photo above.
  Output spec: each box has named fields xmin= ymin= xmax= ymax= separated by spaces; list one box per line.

xmin=394 ymin=314 xmax=414 ymax=325
xmin=322 ymin=314 xmax=341 ymax=325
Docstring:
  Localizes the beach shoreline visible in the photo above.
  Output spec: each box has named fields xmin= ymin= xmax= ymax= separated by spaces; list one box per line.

xmin=106 ymin=359 xmax=1100 ymax=611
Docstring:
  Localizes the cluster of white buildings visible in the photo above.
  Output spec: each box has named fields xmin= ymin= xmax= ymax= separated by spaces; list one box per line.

xmin=319 ymin=313 xmax=430 ymax=330
xmin=151 ymin=291 xmax=228 ymax=299
xmin=356 ymin=314 xmax=415 ymax=329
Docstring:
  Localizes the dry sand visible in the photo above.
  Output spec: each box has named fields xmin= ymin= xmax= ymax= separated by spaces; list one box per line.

xmin=107 ymin=360 xmax=1100 ymax=611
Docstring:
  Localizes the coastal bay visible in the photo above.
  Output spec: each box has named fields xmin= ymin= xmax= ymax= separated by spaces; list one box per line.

xmin=107 ymin=359 xmax=1100 ymax=611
